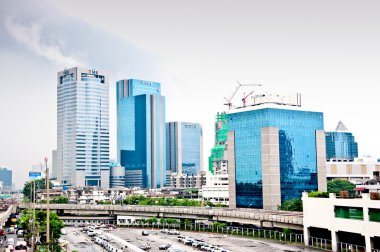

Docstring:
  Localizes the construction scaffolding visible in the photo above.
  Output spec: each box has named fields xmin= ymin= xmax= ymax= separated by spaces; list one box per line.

xmin=208 ymin=113 xmax=228 ymax=174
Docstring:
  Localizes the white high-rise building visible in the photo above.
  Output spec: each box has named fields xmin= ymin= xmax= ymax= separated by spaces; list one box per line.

xmin=55 ymin=67 xmax=109 ymax=187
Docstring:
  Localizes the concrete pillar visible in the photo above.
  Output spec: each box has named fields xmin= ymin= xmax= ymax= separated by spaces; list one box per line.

xmin=261 ymin=127 xmax=281 ymax=210
xmin=303 ymin=226 xmax=310 ymax=247
xmin=332 ymin=231 xmax=338 ymax=252
xmin=365 ymin=236 xmax=372 ymax=252
xmin=227 ymin=131 xmax=236 ymax=209
xmin=316 ymin=130 xmax=327 ymax=192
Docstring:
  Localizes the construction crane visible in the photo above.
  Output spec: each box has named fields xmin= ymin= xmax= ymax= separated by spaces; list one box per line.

xmin=224 ymin=81 xmax=262 ymax=109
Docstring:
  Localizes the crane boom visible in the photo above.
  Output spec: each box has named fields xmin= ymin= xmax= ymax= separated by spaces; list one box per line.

xmin=224 ymin=81 xmax=262 ymax=109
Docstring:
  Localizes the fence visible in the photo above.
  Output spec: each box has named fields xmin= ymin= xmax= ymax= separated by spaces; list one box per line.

xmin=309 ymin=236 xmax=332 ymax=250
xmin=118 ymin=222 xmax=304 ymax=244
xmin=337 ymin=242 xmax=366 ymax=252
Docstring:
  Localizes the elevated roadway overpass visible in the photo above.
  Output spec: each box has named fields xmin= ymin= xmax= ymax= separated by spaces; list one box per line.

xmin=19 ymin=203 xmax=303 ymax=230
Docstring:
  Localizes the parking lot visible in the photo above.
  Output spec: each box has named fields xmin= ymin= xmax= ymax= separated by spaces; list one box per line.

xmin=110 ymin=227 xmax=321 ymax=252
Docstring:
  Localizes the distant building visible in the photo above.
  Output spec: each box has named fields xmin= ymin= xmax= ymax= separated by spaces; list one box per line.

xmin=166 ymin=122 xmax=203 ymax=175
xmin=0 ymin=167 xmax=12 ymax=189
xmin=212 ymin=93 xmax=326 ymax=210
xmin=169 ymin=171 xmax=206 ymax=189
xmin=326 ymin=121 xmax=358 ymax=161
xmin=55 ymin=67 xmax=110 ymax=187
xmin=326 ymin=156 xmax=380 ymax=184
xmin=116 ymin=79 xmax=166 ymax=189
xmin=110 ymin=163 xmax=125 ymax=188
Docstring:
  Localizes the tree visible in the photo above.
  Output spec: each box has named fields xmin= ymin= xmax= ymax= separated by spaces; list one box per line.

xmin=22 ymin=178 xmax=53 ymax=201
xmin=277 ymin=198 xmax=303 ymax=211
xmin=18 ymin=209 xmax=64 ymax=251
xmin=327 ymin=180 xmax=355 ymax=194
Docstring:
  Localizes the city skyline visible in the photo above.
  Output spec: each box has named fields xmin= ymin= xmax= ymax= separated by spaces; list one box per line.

xmin=1 ymin=0 xmax=380 ymax=188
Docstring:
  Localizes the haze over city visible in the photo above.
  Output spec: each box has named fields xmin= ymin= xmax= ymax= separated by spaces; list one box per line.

xmin=1 ymin=0 xmax=380 ymax=188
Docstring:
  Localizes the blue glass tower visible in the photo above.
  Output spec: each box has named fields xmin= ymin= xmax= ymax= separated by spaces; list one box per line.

xmin=227 ymin=106 xmax=325 ymax=209
xmin=0 ymin=167 xmax=12 ymax=188
xmin=326 ymin=121 xmax=358 ymax=161
xmin=117 ymin=79 xmax=166 ymax=188
xmin=166 ymin=122 xmax=203 ymax=175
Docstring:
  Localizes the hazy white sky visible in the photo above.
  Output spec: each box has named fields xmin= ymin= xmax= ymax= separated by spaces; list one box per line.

xmin=1 ymin=0 xmax=379 ymax=188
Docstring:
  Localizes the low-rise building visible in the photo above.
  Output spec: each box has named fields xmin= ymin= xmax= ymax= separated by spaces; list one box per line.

xmin=201 ymin=173 xmax=229 ymax=205
xmin=303 ymin=192 xmax=380 ymax=252
xmin=169 ymin=171 xmax=206 ymax=189
xmin=326 ymin=156 xmax=380 ymax=184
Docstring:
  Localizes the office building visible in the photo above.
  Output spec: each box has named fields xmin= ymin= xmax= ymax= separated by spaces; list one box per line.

xmin=55 ymin=67 xmax=110 ymax=187
xmin=303 ymin=192 xmax=380 ymax=252
xmin=116 ymin=79 xmax=166 ymax=189
xmin=326 ymin=121 xmax=358 ymax=161
xmin=166 ymin=122 xmax=203 ymax=175
xmin=110 ymin=163 xmax=126 ymax=188
xmin=218 ymin=93 xmax=326 ymax=210
xmin=0 ymin=167 xmax=12 ymax=189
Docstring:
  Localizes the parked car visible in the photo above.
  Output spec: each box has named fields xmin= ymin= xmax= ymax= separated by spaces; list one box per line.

xmin=176 ymin=235 xmax=185 ymax=242
xmin=160 ymin=229 xmax=169 ymax=234
xmin=139 ymin=243 xmax=151 ymax=251
xmin=168 ymin=229 xmax=180 ymax=235
xmin=183 ymin=238 xmax=194 ymax=245
xmin=142 ymin=230 xmax=149 ymax=236
xmin=159 ymin=243 xmax=171 ymax=250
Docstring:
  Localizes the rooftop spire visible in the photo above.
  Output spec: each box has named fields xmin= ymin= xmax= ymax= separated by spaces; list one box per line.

xmin=335 ymin=121 xmax=349 ymax=132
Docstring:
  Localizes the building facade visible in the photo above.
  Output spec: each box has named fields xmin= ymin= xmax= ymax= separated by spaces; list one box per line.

xmin=326 ymin=121 xmax=358 ymax=161
xmin=110 ymin=163 xmax=126 ymax=188
xmin=0 ymin=167 xmax=12 ymax=188
xmin=226 ymin=103 xmax=326 ymax=210
xmin=303 ymin=192 xmax=380 ymax=252
xmin=326 ymin=156 xmax=380 ymax=184
xmin=169 ymin=171 xmax=206 ymax=189
xmin=201 ymin=173 xmax=229 ymax=205
xmin=55 ymin=67 xmax=110 ymax=187
xmin=166 ymin=122 xmax=203 ymax=175
xmin=116 ymin=79 xmax=166 ymax=189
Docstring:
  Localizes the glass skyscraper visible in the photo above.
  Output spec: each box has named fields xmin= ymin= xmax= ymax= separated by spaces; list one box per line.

xmin=117 ymin=79 xmax=166 ymax=189
xmin=55 ymin=67 xmax=109 ymax=187
xmin=226 ymin=105 xmax=326 ymax=209
xmin=166 ymin=122 xmax=203 ymax=175
xmin=326 ymin=121 xmax=358 ymax=161
xmin=0 ymin=167 xmax=12 ymax=188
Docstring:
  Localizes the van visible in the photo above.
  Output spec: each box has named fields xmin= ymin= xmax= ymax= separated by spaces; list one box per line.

xmin=8 ymin=227 xmax=15 ymax=234
xmin=17 ymin=230 xmax=24 ymax=237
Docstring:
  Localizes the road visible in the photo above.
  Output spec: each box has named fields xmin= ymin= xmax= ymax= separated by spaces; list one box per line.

xmin=109 ymin=227 xmax=321 ymax=252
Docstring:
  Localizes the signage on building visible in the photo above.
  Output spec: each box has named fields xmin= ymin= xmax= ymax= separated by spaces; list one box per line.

xmin=29 ymin=171 xmax=42 ymax=180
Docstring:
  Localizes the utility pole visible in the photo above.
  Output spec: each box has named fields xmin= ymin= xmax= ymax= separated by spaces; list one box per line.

xmin=45 ymin=157 xmax=50 ymax=251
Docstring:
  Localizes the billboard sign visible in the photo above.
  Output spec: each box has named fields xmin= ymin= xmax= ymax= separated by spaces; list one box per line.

xmin=29 ymin=171 xmax=42 ymax=180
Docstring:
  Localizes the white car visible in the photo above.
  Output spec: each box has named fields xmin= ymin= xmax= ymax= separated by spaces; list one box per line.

xmin=6 ymin=238 xmax=15 ymax=246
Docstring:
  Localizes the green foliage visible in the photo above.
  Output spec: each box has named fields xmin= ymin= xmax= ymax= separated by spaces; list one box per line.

xmin=213 ymin=222 xmax=227 ymax=228
xmin=182 ymin=219 xmax=192 ymax=226
xmin=40 ymin=195 xmax=69 ymax=204
xmin=22 ymin=178 xmax=53 ymax=201
xmin=159 ymin=218 xmax=179 ymax=224
xmin=146 ymin=217 xmax=158 ymax=224
xmin=18 ymin=209 xmax=64 ymax=250
xmin=121 ymin=195 xmax=205 ymax=207
xmin=327 ymin=180 xmax=356 ymax=194
xmin=97 ymin=200 xmax=112 ymax=205
xmin=277 ymin=198 xmax=303 ymax=211
xmin=308 ymin=191 xmax=329 ymax=198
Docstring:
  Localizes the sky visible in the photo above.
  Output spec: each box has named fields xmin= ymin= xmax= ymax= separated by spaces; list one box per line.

xmin=0 ymin=0 xmax=379 ymax=188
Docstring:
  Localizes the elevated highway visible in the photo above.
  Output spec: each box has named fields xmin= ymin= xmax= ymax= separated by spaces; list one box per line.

xmin=19 ymin=203 xmax=303 ymax=230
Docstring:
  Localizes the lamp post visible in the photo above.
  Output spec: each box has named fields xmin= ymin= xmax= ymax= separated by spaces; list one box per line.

xmin=45 ymin=157 xmax=50 ymax=251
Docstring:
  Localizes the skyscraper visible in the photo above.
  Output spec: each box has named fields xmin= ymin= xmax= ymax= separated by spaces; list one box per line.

xmin=166 ymin=122 xmax=203 ymax=175
xmin=117 ymin=79 xmax=166 ymax=188
xmin=55 ymin=67 xmax=109 ymax=187
xmin=0 ymin=167 xmax=12 ymax=189
xmin=325 ymin=121 xmax=358 ymax=161
xmin=216 ymin=93 xmax=326 ymax=210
